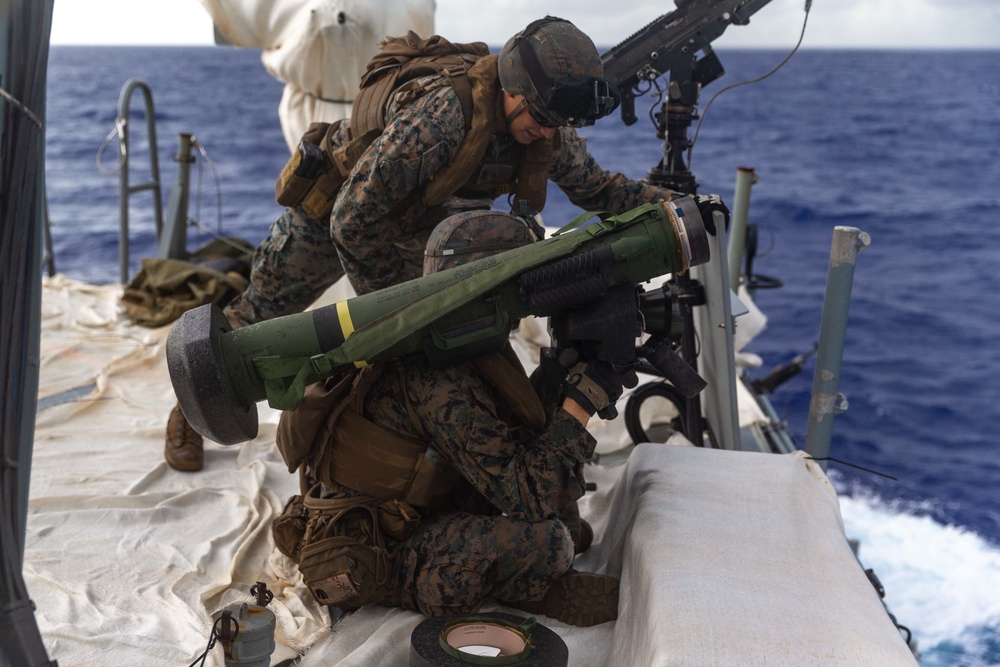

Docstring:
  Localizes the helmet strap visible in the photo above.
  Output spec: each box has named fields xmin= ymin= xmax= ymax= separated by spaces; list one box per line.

xmin=514 ymin=20 xmax=559 ymax=105
xmin=504 ymin=96 xmax=531 ymax=127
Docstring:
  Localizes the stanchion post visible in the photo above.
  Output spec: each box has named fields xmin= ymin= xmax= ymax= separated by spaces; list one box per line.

xmin=804 ymin=226 xmax=871 ymax=469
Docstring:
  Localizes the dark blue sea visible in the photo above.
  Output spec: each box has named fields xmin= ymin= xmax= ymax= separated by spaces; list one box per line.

xmin=45 ymin=46 xmax=1000 ymax=665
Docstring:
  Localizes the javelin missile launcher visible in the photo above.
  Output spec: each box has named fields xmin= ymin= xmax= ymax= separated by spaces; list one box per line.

xmin=166 ymin=197 xmax=714 ymax=445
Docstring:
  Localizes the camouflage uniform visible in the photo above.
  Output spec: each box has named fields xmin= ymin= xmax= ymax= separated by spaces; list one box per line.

xmin=312 ymin=355 xmax=596 ymax=616
xmin=224 ymin=75 xmax=675 ymax=324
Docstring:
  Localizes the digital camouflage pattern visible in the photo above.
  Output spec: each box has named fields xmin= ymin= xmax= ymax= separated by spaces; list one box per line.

xmin=301 ymin=354 xmax=596 ymax=614
xmin=422 ymin=209 xmax=542 ymax=275
xmin=224 ymin=204 xmax=345 ymax=327
xmin=386 ymin=510 xmax=574 ymax=615
xmin=225 ymin=63 xmax=677 ymax=324
xmin=366 ymin=359 xmax=595 ymax=521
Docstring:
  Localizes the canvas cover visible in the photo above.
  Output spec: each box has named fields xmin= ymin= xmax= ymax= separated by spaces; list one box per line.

xmin=25 ymin=275 xmax=916 ymax=666
xmin=197 ymin=0 xmax=436 ymax=152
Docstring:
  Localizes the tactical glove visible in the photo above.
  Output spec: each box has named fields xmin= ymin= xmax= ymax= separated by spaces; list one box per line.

xmin=565 ymin=360 xmax=634 ymax=418
xmin=694 ymin=193 xmax=730 ymax=236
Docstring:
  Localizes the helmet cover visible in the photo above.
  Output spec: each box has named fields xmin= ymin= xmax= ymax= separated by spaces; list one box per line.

xmin=498 ymin=16 xmax=619 ymax=127
xmin=423 ymin=210 xmax=542 ymax=275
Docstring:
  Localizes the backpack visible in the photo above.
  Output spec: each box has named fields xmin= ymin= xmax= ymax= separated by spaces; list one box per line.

xmin=274 ymin=32 xmax=490 ymax=220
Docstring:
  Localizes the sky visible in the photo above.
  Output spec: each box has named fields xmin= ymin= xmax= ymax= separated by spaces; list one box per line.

xmin=49 ymin=0 xmax=1000 ymax=50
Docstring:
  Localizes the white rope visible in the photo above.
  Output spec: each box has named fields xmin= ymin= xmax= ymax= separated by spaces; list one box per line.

xmin=96 ymin=116 xmax=127 ymax=174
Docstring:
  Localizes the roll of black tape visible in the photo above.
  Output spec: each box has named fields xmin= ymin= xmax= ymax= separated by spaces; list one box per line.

xmin=410 ymin=612 xmax=568 ymax=667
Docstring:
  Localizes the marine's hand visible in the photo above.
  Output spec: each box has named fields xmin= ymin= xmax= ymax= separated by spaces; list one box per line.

xmin=564 ymin=360 xmax=636 ymax=418
xmin=694 ymin=193 xmax=730 ymax=235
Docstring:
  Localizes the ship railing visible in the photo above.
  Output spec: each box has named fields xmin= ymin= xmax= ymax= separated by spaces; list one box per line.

xmin=700 ymin=167 xmax=869 ymax=465
xmin=115 ymin=79 xmax=164 ymax=284
xmin=112 ymin=79 xmax=195 ymax=285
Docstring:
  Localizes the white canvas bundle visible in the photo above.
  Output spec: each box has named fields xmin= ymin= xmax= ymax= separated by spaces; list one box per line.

xmin=198 ymin=0 xmax=435 ymax=152
xmin=26 ymin=277 xmax=916 ymax=666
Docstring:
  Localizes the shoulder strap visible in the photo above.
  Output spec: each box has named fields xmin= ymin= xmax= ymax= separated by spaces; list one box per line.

xmin=391 ymin=361 xmax=430 ymax=440
xmin=512 ymin=130 xmax=559 ymax=213
xmin=470 ymin=345 xmax=547 ymax=432
xmin=351 ymin=32 xmax=489 ymax=137
xmin=421 ymin=55 xmax=501 ymax=206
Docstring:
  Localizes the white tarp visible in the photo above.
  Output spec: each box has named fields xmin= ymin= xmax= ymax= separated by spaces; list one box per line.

xmin=197 ymin=0 xmax=436 ymax=152
xmin=25 ymin=276 xmax=916 ymax=666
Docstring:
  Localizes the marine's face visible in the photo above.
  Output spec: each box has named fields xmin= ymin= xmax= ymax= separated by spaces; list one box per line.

xmin=504 ymin=93 xmax=559 ymax=145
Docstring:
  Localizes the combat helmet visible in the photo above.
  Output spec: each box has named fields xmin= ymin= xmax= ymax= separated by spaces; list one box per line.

xmin=424 ymin=209 xmax=544 ymax=275
xmin=498 ymin=16 xmax=621 ymax=128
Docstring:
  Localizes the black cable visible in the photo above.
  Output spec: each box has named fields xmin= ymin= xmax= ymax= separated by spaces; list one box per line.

xmin=187 ymin=615 xmax=232 ymax=667
xmin=688 ymin=0 xmax=813 ymax=170
xmin=191 ymin=139 xmax=224 ymax=238
xmin=624 ymin=382 xmax=688 ymax=444
xmin=804 ymin=457 xmax=898 ymax=481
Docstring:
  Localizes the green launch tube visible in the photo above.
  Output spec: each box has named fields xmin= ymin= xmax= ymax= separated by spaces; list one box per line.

xmin=166 ymin=197 xmax=711 ymax=445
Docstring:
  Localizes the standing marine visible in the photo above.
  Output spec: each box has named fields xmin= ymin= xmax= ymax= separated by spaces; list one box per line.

xmin=166 ymin=15 xmax=681 ymax=470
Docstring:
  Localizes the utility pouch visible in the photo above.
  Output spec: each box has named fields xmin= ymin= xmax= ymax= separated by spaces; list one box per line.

xmin=271 ymin=493 xmax=308 ymax=563
xmin=378 ymin=498 xmax=422 ymax=541
xmin=275 ymin=121 xmax=335 ymax=209
xmin=298 ymin=129 xmax=381 ymax=220
xmin=298 ymin=493 xmax=391 ymax=609
xmin=405 ymin=449 xmax=462 ymax=509
xmin=276 ymin=368 xmax=359 ymax=474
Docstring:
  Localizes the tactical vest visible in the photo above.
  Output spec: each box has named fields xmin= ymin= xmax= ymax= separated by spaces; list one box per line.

xmin=275 ymin=345 xmax=546 ymax=511
xmin=274 ymin=31 xmax=556 ymax=223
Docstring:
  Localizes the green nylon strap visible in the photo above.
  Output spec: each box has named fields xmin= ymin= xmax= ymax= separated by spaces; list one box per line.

xmin=337 ymin=227 xmax=600 ymax=361
xmin=551 ymin=209 xmax=611 ymax=236
xmin=262 ymin=358 xmax=314 ymax=410
xmin=553 ymin=202 xmax=661 ymax=236
xmin=253 ymin=203 xmax=663 ymax=408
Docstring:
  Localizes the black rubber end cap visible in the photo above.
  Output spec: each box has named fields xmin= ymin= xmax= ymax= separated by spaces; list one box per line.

xmin=166 ymin=304 xmax=258 ymax=445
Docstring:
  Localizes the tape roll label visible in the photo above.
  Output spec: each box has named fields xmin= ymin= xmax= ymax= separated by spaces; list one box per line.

xmin=444 ymin=622 xmax=529 ymax=659
xmin=410 ymin=612 xmax=568 ymax=667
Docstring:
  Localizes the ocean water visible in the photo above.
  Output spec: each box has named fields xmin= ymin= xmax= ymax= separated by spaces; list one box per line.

xmin=44 ymin=46 xmax=1000 ymax=665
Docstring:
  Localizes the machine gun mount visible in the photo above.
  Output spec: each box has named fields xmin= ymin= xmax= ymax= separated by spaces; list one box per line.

xmin=600 ymin=0 xmax=775 ymax=193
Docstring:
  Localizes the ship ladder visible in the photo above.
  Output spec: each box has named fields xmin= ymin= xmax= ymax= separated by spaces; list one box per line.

xmin=111 ymin=78 xmax=165 ymax=284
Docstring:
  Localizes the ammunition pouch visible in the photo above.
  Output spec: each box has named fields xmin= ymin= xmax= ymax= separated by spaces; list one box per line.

xmin=315 ymin=408 xmax=461 ymax=509
xmin=295 ymin=489 xmax=413 ymax=609
xmin=275 ymin=368 xmax=359 ymax=475
xmin=272 ymin=492 xmax=308 ymax=562
xmin=274 ymin=120 xmax=379 ymax=221
xmin=277 ymin=363 xmax=464 ymax=510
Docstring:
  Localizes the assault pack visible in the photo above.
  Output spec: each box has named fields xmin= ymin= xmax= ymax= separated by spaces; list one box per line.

xmin=274 ymin=32 xmax=490 ymax=220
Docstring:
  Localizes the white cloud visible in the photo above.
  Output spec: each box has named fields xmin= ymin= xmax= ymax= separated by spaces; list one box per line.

xmin=50 ymin=0 xmax=215 ymax=45
xmin=435 ymin=0 xmax=1000 ymax=49
xmin=49 ymin=0 xmax=1000 ymax=49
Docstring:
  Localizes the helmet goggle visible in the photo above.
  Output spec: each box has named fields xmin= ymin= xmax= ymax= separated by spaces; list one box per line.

xmin=514 ymin=23 xmax=621 ymax=128
xmin=527 ymin=105 xmax=560 ymax=128
xmin=526 ymin=77 xmax=621 ymax=128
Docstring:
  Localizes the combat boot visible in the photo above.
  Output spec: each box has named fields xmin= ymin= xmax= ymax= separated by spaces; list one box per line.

xmin=502 ymin=570 xmax=619 ymax=627
xmin=164 ymin=403 xmax=204 ymax=471
xmin=571 ymin=518 xmax=593 ymax=555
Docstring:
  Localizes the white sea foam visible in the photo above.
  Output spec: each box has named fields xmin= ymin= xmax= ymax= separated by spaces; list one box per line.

xmin=838 ymin=492 xmax=1000 ymax=664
